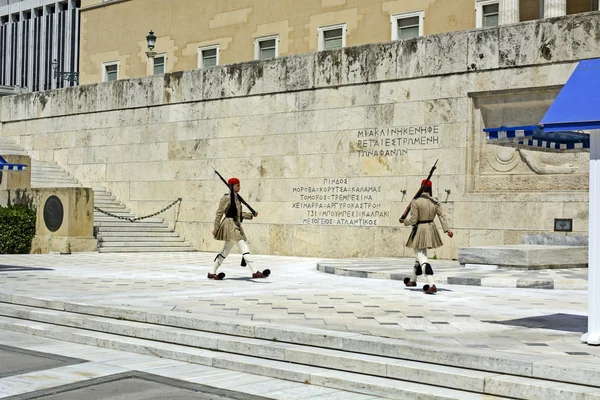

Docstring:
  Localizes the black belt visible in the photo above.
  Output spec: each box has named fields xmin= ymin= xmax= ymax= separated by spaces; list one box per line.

xmin=410 ymin=220 xmax=434 ymax=241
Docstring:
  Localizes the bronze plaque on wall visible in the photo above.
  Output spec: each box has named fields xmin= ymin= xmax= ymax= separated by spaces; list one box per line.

xmin=43 ymin=195 xmax=64 ymax=232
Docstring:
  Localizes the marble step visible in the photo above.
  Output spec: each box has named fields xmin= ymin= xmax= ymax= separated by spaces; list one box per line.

xmin=93 ymin=195 xmax=117 ymax=201
xmin=31 ymin=179 xmax=80 ymax=184
xmin=31 ymin=173 xmax=75 ymax=177
xmin=99 ymin=236 xmax=184 ymax=242
xmin=94 ymin=216 xmax=164 ymax=224
xmin=31 ymin=183 xmax=83 ymax=188
xmin=94 ymin=211 xmax=134 ymax=217
xmin=95 ymin=226 xmax=174 ymax=232
xmin=31 ymin=176 xmax=79 ymax=181
xmin=0 ymin=311 xmax=510 ymax=400
xmin=98 ymin=246 xmax=195 ymax=252
xmin=94 ymin=221 xmax=168 ymax=228
xmin=93 ymin=203 xmax=125 ymax=209
xmin=98 ymin=231 xmax=180 ymax=237
xmin=98 ymin=241 xmax=191 ymax=247
xmin=93 ymin=203 xmax=122 ymax=208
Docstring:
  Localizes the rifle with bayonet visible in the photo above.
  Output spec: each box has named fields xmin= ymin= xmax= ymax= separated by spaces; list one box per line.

xmin=399 ymin=160 xmax=438 ymax=222
xmin=211 ymin=166 xmax=257 ymax=215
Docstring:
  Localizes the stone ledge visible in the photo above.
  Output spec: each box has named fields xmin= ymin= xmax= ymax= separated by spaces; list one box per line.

xmin=457 ymin=245 xmax=588 ymax=270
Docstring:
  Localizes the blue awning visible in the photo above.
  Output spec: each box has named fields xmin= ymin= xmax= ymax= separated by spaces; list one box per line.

xmin=484 ymin=58 xmax=600 ymax=153
xmin=541 ymin=58 xmax=600 ymax=132
xmin=0 ymin=155 xmax=27 ymax=171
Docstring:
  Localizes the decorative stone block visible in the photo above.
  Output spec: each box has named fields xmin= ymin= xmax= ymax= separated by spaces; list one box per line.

xmin=7 ymin=187 xmax=96 ymax=254
xmin=423 ymin=31 xmax=469 ymax=76
xmin=522 ymin=234 xmax=588 ymax=246
xmin=467 ymin=28 xmax=500 ymax=72
xmin=458 ymin=245 xmax=587 ymax=269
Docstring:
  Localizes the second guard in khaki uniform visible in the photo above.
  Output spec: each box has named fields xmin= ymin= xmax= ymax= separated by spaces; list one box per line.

xmin=400 ymin=180 xmax=453 ymax=294
xmin=209 ymin=177 xmax=269 ymax=280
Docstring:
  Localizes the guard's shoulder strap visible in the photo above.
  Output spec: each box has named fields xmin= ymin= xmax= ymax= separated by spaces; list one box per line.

xmin=428 ymin=197 xmax=440 ymax=206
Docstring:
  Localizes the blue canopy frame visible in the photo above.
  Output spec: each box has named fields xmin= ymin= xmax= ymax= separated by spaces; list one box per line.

xmin=484 ymin=125 xmax=590 ymax=152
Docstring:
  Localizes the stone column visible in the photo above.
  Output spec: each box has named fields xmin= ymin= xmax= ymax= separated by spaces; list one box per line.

xmin=544 ymin=0 xmax=567 ymax=18
xmin=499 ymin=0 xmax=520 ymax=25
xmin=582 ymin=130 xmax=600 ymax=346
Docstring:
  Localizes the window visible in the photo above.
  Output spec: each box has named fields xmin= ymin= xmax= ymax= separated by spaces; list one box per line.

xmin=102 ymin=61 xmax=119 ymax=82
xmin=476 ymin=0 xmax=499 ymax=28
xmin=254 ymin=35 xmax=278 ymax=60
xmin=153 ymin=55 xmax=165 ymax=75
xmin=318 ymin=24 xmax=346 ymax=51
xmin=198 ymin=45 xmax=219 ymax=68
xmin=391 ymin=11 xmax=424 ymax=41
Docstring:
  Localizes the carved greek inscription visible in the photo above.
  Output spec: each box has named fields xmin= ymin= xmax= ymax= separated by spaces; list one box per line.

xmin=292 ymin=178 xmax=388 ymax=226
xmin=355 ymin=125 xmax=440 ymax=157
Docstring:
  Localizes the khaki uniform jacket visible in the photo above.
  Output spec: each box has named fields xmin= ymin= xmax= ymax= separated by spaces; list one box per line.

xmin=403 ymin=193 xmax=449 ymax=249
xmin=213 ymin=193 xmax=254 ymax=242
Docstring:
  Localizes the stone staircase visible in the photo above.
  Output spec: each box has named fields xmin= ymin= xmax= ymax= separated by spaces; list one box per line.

xmin=93 ymin=188 xmax=194 ymax=253
xmin=31 ymin=159 xmax=82 ymax=187
xmin=0 ymin=296 xmax=599 ymax=399
xmin=0 ymin=138 xmax=193 ymax=253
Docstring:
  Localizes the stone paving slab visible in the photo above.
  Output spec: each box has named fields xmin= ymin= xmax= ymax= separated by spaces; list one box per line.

xmin=0 ymin=252 xmax=596 ymax=365
xmin=316 ymin=258 xmax=588 ymax=290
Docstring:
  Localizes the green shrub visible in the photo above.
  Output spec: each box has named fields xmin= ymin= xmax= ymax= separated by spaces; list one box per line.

xmin=0 ymin=205 xmax=36 ymax=254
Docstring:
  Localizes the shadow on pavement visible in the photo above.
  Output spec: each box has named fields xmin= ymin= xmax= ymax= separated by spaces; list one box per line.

xmin=489 ymin=313 xmax=587 ymax=333
xmin=0 ymin=265 xmax=54 ymax=273
xmin=226 ymin=277 xmax=272 ymax=283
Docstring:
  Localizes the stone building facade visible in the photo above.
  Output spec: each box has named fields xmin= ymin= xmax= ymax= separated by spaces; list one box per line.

xmin=79 ymin=0 xmax=598 ymax=85
xmin=1 ymin=13 xmax=598 ymax=259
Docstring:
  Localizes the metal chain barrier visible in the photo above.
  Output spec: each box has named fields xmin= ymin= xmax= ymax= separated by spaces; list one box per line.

xmin=94 ymin=198 xmax=182 ymax=222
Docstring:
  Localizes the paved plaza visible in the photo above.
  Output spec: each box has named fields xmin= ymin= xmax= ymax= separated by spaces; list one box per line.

xmin=0 ymin=252 xmax=596 ymax=358
xmin=0 ymin=251 xmax=598 ymax=399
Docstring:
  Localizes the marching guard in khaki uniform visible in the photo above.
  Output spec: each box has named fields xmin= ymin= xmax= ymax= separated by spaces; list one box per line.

xmin=210 ymin=177 xmax=269 ymax=280
xmin=400 ymin=180 xmax=453 ymax=294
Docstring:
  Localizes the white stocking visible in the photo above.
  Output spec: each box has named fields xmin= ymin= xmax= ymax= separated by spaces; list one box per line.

xmin=211 ymin=241 xmax=235 ymax=274
xmin=238 ymin=240 xmax=257 ymax=274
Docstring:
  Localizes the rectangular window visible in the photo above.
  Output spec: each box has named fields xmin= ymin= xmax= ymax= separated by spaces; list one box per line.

xmin=102 ymin=62 xmax=118 ymax=82
xmin=318 ymin=24 xmax=346 ymax=51
xmin=483 ymin=3 xmax=499 ymax=26
xmin=259 ymin=38 xmax=276 ymax=60
xmin=153 ymin=55 xmax=165 ymax=75
xmin=391 ymin=11 xmax=424 ymax=41
xmin=324 ymin=28 xmax=343 ymax=49
xmin=476 ymin=0 xmax=500 ymax=28
xmin=198 ymin=45 xmax=219 ymax=68
xmin=254 ymin=35 xmax=278 ymax=60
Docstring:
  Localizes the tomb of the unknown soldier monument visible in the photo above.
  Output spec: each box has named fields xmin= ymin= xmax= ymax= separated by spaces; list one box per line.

xmin=1 ymin=13 xmax=597 ymax=260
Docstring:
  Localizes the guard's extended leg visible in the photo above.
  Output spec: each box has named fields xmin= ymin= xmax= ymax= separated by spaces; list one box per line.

xmin=422 ymin=262 xmax=437 ymax=294
xmin=237 ymin=240 xmax=269 ymax=278
xmin=209 ymin=241 xmax=234 ymax=279
xmin=404 ymin=261 xmax=420 ymax=287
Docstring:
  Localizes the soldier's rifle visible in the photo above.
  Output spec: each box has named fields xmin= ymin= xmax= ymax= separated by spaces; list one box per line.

xmin=211 ymin=166 xmax=257 ymax=215
xmin=400 ymin=160 xmax=438 ymax=221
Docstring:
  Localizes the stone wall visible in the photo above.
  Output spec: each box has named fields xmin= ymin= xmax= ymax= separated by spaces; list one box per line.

xmin=1 ymin=13 xmax=599 ymax=259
